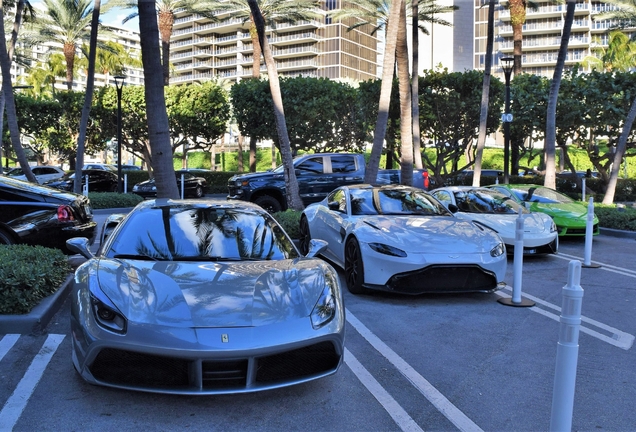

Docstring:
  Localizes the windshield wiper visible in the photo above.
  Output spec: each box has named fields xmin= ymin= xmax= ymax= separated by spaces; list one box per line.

xmin=113 ymin=254 xmax=158 ymax=261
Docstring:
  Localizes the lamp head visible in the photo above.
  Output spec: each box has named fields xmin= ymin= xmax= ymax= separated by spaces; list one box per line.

xmin=114 ymin=75 xmax=126 ymax=90
xmin=500 ymin=56 xmax=514 ymax=76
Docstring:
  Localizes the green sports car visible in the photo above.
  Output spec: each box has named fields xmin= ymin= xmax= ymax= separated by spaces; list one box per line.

xmin=485 ymin=184 xmax=599 ymax=237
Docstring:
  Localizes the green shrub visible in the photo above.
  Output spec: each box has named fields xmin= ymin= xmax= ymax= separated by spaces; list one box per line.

xmin=0 ymin=245 xmax=71 ymax=315
xmin=88 ymin=192 xmax=144 ymax=209
xmin=594 ymin=204 xmax=636 ymax=231
xmin=272 ymin=209 xmax=302 ymax=239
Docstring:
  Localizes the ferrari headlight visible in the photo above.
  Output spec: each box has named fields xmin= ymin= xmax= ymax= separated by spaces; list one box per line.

xmin=490 ymin=242 xmax=505 ymax=257
xmin=90 ymin=293 xmax=127 ymax=334
xmin=311 ymin=279 xmax=337 ymax=329
xmin=369 ymin=243 xmax=407 ymax=257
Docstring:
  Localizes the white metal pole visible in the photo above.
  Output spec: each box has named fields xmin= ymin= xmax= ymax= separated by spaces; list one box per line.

xmin=581 ymin=178 xmax=586 ymax=202
xmin=550 ymin=260 xmax=584 ymax=432
xmin=181 ymin=173 xmax=185 ymax=199
xmin=512 ymin=208 xmax=524 ymax=303
xmin=583 ymin=197 xmax=600 ymax=268
xmin=83 ymin=174 xmax=89 ymax=196
xmin=124 ymin=174 xmax=127 ymax=194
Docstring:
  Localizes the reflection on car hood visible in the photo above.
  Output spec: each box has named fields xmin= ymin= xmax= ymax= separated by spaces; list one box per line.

xmin=459 ymin=212 xmax=548 ymax=234
xmin=356 ymin=216 xmax=500 ymax=254
xmin=529 ymin=202 xmax=588 ymax=219
xmin=95 ymin=258 xmax=327 ymax=328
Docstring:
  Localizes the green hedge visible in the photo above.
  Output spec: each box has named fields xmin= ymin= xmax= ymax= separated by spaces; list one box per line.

xmin=0 ymin=245 xmax=71 ymax=315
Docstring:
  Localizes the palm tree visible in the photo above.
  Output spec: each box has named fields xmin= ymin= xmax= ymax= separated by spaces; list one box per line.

xmin=507 ymin=0 xmax=538 ymax=75
xmin=119 ymin=0 xmax=220 ymax=86
xmin=413 ymin=0 xmax=458 ymax=170
xmin=581 ymin=30 xmax=636 ymax=72
xmin=396 ymin=0 xmax=413 ymax=185
xmin=472 ymin=0 xmax=496 ymax=188
xmin=212 ymin=0 xmax=320 ymax=173
xmin=24 ymin=53 xmax=66 ymax=97
xmin=77 ymin=41 xmax=141 ymax=79
xmin=73 ymin=0 xmax=101 ymax=194
xmin=545 ymin=0 xmax=577 ymax=190
xmin=247 ymin=0 xmax=303 ymax=210
xmin=0 ymin=0 xmax=35 ymax=181
xmin=30 ymin=0 xmax=111 ymax=90
xmin=138 ymin=0 xmax=179 ymax=199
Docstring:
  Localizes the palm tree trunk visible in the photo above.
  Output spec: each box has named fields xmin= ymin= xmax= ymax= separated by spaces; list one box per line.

xmin=139 ymin=0 xmax=179 ymax=199
xmin=250 ymin=17 xmax=262 ymax=79
xmin=364 ymin=0 xmax=403 ymax=184
xmin=603 ymin=95 xmax=636 ymax=204
xmin=411 ymin=0 xmax=423 ymax=170
xmin=545 ymin=0 xmax=576 ymax=190
xmin=0 ymin=0 xmax=35 ymax=182
xmin=158 ymin=10 xmax=174 ymax=86
xmin=248 ymin=0 xmax=303 ymax=211
xmin=396 ymin=0 xmax=413 ymax=185
xmin=510 ymin=0 xmax=525 ymax=75
xmin=472 ymin=0 xmax=496 ymax=187
xmin=73 ymin=0 xmax=101 ymax=194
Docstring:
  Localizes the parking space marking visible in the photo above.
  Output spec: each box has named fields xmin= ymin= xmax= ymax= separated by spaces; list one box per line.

xmin=496 ymin=288 xmax=634 ymax=350
xmin=345 ymin=348 xmax=423 ymax=432
xmin=347 ymin=309 xmax=484 ymax=432
xmin=555 ymin=253 xmax=636 ymax=278
xmin=0 ymin=334 xmax=20 ymax=362
xmin=0 ymin=334 xmax=65 ymax=431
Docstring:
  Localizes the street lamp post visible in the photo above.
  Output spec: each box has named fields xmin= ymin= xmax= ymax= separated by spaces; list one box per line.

xmin=501 ymin=57 xmax=514 ymax=185
xmin=114 ymin=75 xmax=125 ymax=193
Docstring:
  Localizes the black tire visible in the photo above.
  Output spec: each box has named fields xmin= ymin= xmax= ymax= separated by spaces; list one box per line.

xmin=299 ymin=216 xmax=311 ymax=255
xmin=254 ymin=195 xmax=282 ymax=214
xmin=344 ymin=237 xmax=367 ymax=294
xmin=0 ymin=229 xmax=15 ymax=245
xmin=194 ymin=185 xmax=204 ymax=198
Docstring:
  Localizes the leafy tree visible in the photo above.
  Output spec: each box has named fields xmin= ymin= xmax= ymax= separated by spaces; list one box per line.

xmin=419 ymin=68 xmax=504 ymax=186
xmin=24 ymin=53 xmax=66 ymax=98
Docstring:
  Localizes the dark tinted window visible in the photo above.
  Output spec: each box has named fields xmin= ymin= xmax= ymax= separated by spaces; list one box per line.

xmin=349 ymin=189 xmax=377 ymax=215
xmin=296 ymin=157 xmax=324 ymax=174
xmin=377 ymin=188 xmax=451 ymax=216
xmin=331 ymin=155 xmax=356 ymax=173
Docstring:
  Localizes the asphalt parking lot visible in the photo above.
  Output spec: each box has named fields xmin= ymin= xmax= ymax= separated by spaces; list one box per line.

xmin=1 ymin=205 xmax=635 ymax=431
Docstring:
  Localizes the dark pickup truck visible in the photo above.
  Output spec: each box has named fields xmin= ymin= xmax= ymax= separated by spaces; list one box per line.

xmin=227 ymin=153 xmax=429 ymax=213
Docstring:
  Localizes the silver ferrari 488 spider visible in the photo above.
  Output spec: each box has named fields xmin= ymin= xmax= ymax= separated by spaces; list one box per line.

xmin=67 ymin=199 xmax=345 ymax=395
xmin=299 ymin=184 xmax=507 ymax=295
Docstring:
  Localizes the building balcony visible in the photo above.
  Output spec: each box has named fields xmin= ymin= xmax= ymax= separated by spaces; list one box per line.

xmin=269 ymin=31 xmax=320 ymax=47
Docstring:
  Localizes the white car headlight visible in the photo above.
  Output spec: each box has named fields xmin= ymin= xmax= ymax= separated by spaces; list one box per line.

xmin=550 ymin=220 xmax=557 ymax=233
xmin=311 ymin=273 xmax=338 ymax=329
xmin=490 ymin=242 xmax=505 ymax=257
xmin=369 ymin=242 xmax=407 ymax=257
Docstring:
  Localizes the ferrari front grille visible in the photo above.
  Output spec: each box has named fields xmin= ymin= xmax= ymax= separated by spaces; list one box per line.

xmin=256 ymin=342 xmax=340 ymax=383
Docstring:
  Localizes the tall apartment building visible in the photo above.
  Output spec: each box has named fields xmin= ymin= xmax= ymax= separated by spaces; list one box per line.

xmin=170 ymin=1 xmax=380 ymax=84
xmin=473 ymin=0 xmax=624 ymax=76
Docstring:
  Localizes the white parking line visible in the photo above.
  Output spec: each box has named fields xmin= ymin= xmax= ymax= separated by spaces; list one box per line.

xmin=345 ymin=348 xmax=423 ymax=432
xmin=346 ymin=309 xmax=484 ymax=432
xmin=555 ymin=253 xmax=636 ymax=277
xmin=0 ymin=334 xmax=65 ymax=431
xmin=496 ymin=288 xmax=634 ymax=350
xmin=0 ymin=334 xmax=20 ymax=362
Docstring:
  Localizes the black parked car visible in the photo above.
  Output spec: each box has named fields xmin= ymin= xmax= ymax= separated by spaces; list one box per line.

xmin=0 ymin=176 xmax=96 ymax=253
xmin=132 ymin=170 xmax=208 ymax=198
xmin=44 ymin=169 xmax=119 ymax=193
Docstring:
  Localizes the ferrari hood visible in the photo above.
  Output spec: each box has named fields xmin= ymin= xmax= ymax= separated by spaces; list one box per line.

xmin=95 ymin=258 xmax=329 ymax=328
xmin=358 ymin=216 xmax=502 ymax=254
xmin=529 ymin=202 xmax=589 ymax=221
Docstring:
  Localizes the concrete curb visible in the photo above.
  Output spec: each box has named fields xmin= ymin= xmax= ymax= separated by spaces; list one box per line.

xmin=0 ymin=274 xmax=73 ymax=334
xmin=600 ymin=227 xmax=636 ymax=239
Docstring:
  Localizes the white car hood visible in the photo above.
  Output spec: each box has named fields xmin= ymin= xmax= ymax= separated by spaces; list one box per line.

xmin=94 ymin=258 xmax=328 ymax=328
xmin=356 ymin=216 xmax=501 ymax=254
xmin=458 ymin=212 xmax=548 ymax=235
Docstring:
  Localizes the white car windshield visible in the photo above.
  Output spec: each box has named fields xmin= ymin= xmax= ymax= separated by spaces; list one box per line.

xmin=454 ymin=189 xmax=526 ymax=214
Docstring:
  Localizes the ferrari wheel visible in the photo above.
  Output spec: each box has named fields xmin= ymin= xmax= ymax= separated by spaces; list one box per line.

xmin=345 ymin=237 xmax=366 ymax=294
xmin=299 ymin=216 xmax=311 ymax=255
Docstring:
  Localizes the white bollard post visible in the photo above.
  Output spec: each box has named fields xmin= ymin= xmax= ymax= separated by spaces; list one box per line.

xmin=498 ymin=208 xmax=535 ymax=307
xmin=83 ymin=174 xmax=89 ymax=196
xmin=581 ymin=178 xmax=586 ymax=202
xmin=180 ymin=173 xmax=185 ymax=199
xmin=582 ymin=197 xmax=600 ymax=268
xmin=124 ymin=174 xmax=127 ymax=194
xmin=550 ymin=260 xmax=584 ymax=432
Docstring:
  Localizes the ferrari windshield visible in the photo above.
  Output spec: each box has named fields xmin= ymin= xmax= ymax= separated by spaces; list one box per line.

xmin=350 ymin=187 xmax=452 ymax=216
xmin=454 ymin=189 xmax=527 ymax=214
xmin=105 ymin=205 xmax=299 ymax=261
xmin=511 ymin=186 xmax=573 ymax=204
